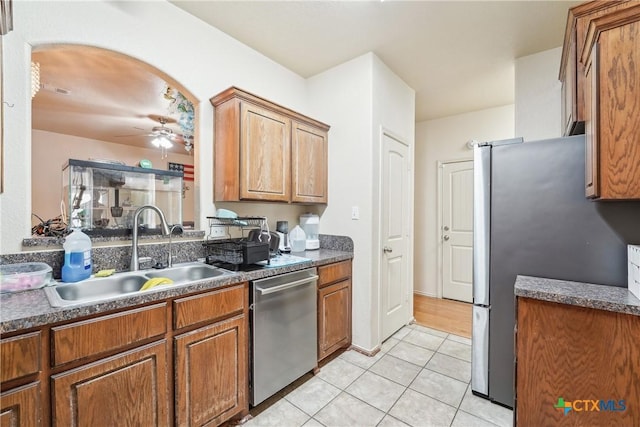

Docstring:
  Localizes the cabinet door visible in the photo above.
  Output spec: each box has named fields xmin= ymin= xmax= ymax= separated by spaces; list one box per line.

xmin=291 ymin=121 xmax=328 ymax=204
xmin=594 ymin=20 xmax=640 ymax=199
xmin=516 ymin=297 xmax=640 ymax=425
xmin=318 ymin=279 xmax=352 ymax=361
xmin=175 ymin=315 xmax=247 ymax=427
xmin=240 ymin=102 xmax=291 ymax=201
xmin=584 ymin=46 xmax=599 ymax=198
xmin=561 ymin=32 xmax=578 ymax=136
xmin=0 ymin=383 xmax=41 ymax=427
xmin=51 ymin=341 xmax=169 ymax=427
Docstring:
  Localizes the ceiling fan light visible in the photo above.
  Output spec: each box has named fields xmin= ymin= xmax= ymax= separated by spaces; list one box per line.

xmin=159 ymin=136 xmax=173 ymax=149
xmin=151 ymin=137 xmax=161 ymax=148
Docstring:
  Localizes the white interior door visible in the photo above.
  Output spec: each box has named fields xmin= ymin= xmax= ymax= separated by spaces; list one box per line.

xmin=441 ymin=160 xmax=473 ymax=303
xmin=381 ymin=132 xmax=411 ymax=340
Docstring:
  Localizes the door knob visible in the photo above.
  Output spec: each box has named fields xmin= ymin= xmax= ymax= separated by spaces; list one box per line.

xmin=443 ymin=235 xmax=450 ymax=241
xmin=383 ymin=246 xmax=393 ymax=253
xmin=443 ymin=226 xmax=449 ymax=231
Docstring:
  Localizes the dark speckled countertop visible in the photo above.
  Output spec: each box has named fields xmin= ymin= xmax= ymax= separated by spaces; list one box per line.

xmin=0 ymin=249 xmax=352 ymax=334
xmin=515 ymin=275 xmax=640 ymax=316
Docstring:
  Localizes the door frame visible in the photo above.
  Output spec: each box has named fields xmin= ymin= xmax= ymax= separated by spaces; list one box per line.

xmin=436 ymin=158 xmax=473 ymax=299
xmin=376 ymin=126 xmax=414 ymax=342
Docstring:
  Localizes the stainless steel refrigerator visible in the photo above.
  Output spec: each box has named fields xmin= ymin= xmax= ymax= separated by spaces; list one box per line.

xmin=471 ymin=135 xmax=640 ymax=408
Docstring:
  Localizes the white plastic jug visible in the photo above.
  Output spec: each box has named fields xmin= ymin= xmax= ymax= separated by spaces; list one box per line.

xmin=61 ymin=228 xmax=92 ymax=282
xmin=289 ymin=225 xmax=306 ymax=253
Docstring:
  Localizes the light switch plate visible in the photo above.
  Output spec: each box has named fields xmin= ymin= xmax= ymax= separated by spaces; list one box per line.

xmin=351 ymin=206 xmax=360 ymax=220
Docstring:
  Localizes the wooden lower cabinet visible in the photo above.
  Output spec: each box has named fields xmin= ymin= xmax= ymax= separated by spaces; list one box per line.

xmin=0 ymin=382 xmax=41 ymax=427
xmin=174 ymin=315 xmax=247 ymax=427
xmin=51 ymin=340 xmax=169 ymax=426
xmin=317 ymin=261 xmax=352 ymax=362
xmin=2 ymin=282 xmax=249 ymax=427
xmin=516 ymin=297 xmax=640 ymax=426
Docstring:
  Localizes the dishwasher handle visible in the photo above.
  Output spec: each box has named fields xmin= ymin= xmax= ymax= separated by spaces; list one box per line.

xmin=255 ymin=275 xmax=319 ymax=295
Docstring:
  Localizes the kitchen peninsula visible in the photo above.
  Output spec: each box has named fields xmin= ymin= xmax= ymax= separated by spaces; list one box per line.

xmin=515 ymin=275 xmax=640 ymax=426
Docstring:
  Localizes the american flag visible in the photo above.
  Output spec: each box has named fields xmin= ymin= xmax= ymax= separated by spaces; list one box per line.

xmin=168 ymin=162 xmax=194 ymax=181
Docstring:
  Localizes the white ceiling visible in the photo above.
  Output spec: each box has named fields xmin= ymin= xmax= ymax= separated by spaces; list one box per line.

xmin=32 ymin=1 xmax=581 ymax=152
xmin=171 ymin=0 xmax=581 ymax=121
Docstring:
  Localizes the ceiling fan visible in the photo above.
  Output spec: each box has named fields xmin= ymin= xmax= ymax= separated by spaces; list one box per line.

xmin=115 ymin=115 xmax=193 ymax=153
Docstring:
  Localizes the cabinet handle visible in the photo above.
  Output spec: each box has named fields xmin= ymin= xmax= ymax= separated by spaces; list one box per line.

xmin=443 ymin=235 xmax=450 ymax=241
xmin=383 ymin=246 xmax=393 ymax=253
xmin=255 ymin=276 xmax=319 ymax=295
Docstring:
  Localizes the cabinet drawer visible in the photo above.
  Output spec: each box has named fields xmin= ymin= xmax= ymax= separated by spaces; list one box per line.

xmin=0 ymin=382 xmax=41 ymax=427
xmin=318 ymin=261 xmax=352 ymax=288
xmin=1 ymin=331 xmax=41 ymax=383
xmin=51 ymin=303 xmax=167 ymax=366
xmin=173 ymin=283 xmax=246 ymax=330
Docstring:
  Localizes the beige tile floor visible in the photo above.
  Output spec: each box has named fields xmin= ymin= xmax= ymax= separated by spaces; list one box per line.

xmin=245 ymin=324 xmax=513 ymax=427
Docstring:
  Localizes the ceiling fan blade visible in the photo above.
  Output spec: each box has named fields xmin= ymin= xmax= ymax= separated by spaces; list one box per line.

xmin=114 ymin=126 xmax=147 ymax=138
xmin=114 ymin=133 xmax=147 ymax=138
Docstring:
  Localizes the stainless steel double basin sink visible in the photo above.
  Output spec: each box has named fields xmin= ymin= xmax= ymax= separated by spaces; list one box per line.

xmin=44 ymin=262 xmax=231 ymax=307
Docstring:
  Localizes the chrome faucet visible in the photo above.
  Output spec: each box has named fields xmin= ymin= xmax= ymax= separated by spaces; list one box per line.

xmin=168 ymin=224 xmax=184 ymax=268
xmin=130 ymin=205 xmax=171 ymax=271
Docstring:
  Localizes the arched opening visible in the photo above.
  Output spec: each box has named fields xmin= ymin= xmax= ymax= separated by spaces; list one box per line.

xmin=30 ymin=44 xmax=198 ymax=236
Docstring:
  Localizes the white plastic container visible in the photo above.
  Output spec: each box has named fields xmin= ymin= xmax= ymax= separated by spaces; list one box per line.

xmin=62 ymin=228 xmax=92 ymax=282
xmin=300 ymin=213 xmax=320 ymax=250
xmin=289 ymin=225 xmax=306 ymax=253
xmin=0 ymin=262 xmax=52 ymax=293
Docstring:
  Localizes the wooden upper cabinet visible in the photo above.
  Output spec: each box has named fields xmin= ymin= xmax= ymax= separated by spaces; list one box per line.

xmin=559 ymin=0 xmax=633 ymax=136
xmin=581 ymin=3 xmax=640 ymax=199
xmin=211 ymin=87 xmax=330 ymax=204
xmin=240 ymin=102 xmax=291 ymax=201
xmin=292 ymin=120 xmax=328 ymax=204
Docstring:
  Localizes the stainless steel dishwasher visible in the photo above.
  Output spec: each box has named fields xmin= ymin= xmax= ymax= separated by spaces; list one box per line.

xmin=250 ymin=268 xmax=318 ymax=406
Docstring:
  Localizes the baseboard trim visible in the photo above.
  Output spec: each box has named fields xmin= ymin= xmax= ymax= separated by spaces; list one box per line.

xmin=413 ymin=290 xmax=437 ymax=298
xmin=349 ymin=344 xmax=380 ymax=357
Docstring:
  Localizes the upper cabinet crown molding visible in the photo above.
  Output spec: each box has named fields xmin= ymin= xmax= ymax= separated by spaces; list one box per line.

xmin=559 ymin=0 xmax=634 ymax=136
xmin=581 ymin=2 xmax=640 ymax=63
xmin=564 ymin=0 xmax=640 ymax=200
xmin=211 ymin=87 xmax=330 ymax=131
xmin=210 ymin=87 xmax=330 ymax=204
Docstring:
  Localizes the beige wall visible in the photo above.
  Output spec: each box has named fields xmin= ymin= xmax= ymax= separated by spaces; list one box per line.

xmin=515 ymin=47 xmax=562 ymax=141
xmin=414 ymin=105 xmax=514 ymax=297
xmin=31 ymin=130 xmax=195 ymax=227
xmin=1 ymin=0 xmax=309 ymax=253
xmin=308 ymin=53 xmax=415 ymax=351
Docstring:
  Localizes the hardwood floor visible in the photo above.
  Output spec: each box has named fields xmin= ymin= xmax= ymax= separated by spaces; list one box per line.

xmin=413 ymin=294 xmax=472 ymax=338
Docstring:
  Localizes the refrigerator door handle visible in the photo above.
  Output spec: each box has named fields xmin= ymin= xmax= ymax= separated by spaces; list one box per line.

xmin=471 ymin=305 xmax=489 ymax=396
xmin=473 ymin=144 xmax=491 ymax=306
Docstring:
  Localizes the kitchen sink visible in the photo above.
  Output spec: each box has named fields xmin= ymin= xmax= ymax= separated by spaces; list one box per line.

xmin=44 ymin=263 xmax=230 ymax=307
xmin=52 ymin=274 xmax=149 ymax=303
xmin=145 ymin=264 xmax=227 ymax=283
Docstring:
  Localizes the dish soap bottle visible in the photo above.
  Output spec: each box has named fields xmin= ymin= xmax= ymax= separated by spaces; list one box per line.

xmin=62 ymin=228 xmax=92 ymax=282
